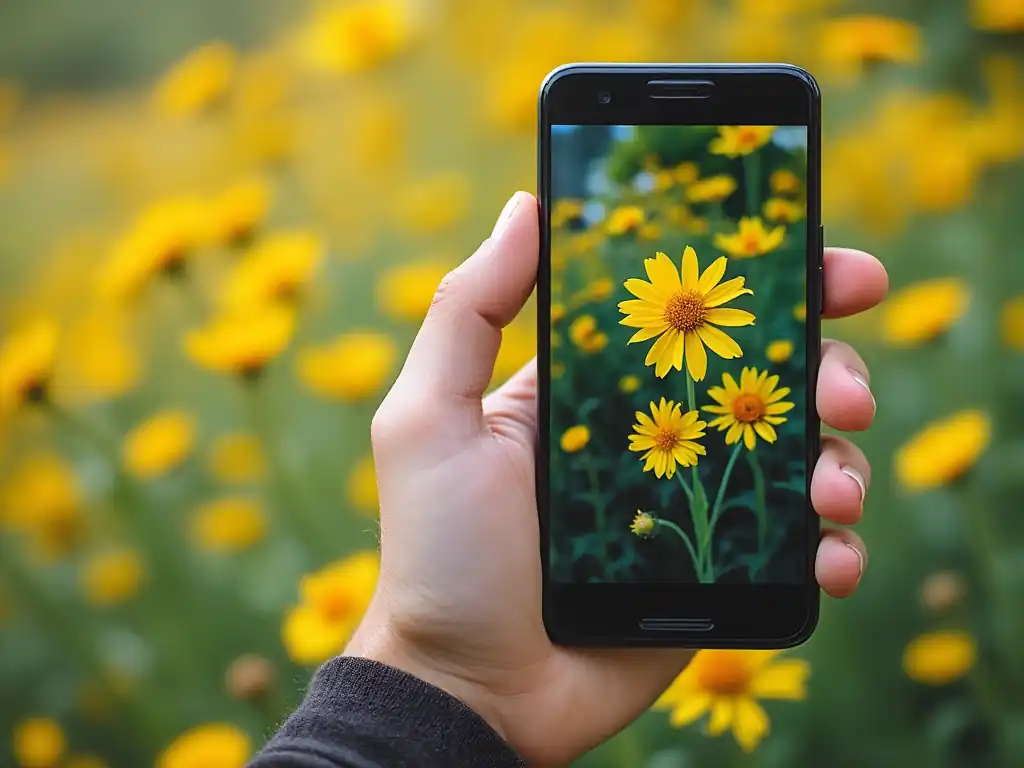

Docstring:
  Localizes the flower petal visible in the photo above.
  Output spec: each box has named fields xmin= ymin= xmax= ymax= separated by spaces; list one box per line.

xmin=629 ymin=325 xmax=669 ymax=344
xmin=685 ymin=331 xmax=708 ymax=381
xmin=681 ymin=246 xmax=699 ymax=289
xmin=645 ymin=252 xmax=681 ymax=293
xmin=749 ymin=659 xmax=810 ymax=700
xmin=698 ymin=256 xmax=728 ymax=294
xmin=706 ymin=308 xmax=756 ymax=327
xmin=754 ymin=421 xmax=777 ymax=443
xmin=722 ymin=372 xmax=740 ymax=394
xmin=697 ymin=325 xmax=743 ymax=359
xmin=743 ymin=424 xmax=757 ymax=450
xmin=706 ymin=386 xmax=728 ymax=405
xmin=732 ymin=698 xmax=770 ymax=752
xmin=767 ymin=386 xmax=792 ymax=404
xmin=765 ymin=401 xmax=795 ymax=415
xmin=646 ymin=329 xmax=677 ymax=369
xmin=726 ymin=422 xmax=743 ymax=443
xmin=707 ymin=699 xmax=734 ymax=735
xmin=624 ymin=278 xmax=666 ymax=302
xmin=704 ymin=277 xmax=752 ymax=307
xmin=668 ymin=692 xmax=711 ymax=728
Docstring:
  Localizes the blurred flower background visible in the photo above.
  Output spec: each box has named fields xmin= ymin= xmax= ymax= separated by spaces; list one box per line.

xmin=0 ymin=0 xmax=1020 ymax=766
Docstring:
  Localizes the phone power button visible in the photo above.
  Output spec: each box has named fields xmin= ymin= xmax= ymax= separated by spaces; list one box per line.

xmin=819 ymin=225 xmax=826 ymax=311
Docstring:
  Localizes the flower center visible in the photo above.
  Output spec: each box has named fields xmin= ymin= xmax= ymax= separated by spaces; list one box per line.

xmin=742 ymin=234 xmax=762 ymax=254
xmin=738 ymin=128 xmax=759 ymax=147
xmin=655 ymin=428 xmax=680 ymax=452
xmin=316 ymin=589 xmax=355 ymax=623
xmin=695 ymin=651 xmax=753 ymax=695
xmin=663 ymin=290 xmax=707 ymax=332
xmin=732 ymin=393 xmax=765 ymax=423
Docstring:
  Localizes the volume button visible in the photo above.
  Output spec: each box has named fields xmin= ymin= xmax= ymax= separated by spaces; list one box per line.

xmin=819 ymin=225 xmax=825 ymax=312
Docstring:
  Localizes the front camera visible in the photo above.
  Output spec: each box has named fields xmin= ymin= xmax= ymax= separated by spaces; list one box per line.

xmin=597 ymin=91 xmax=612 ymax=105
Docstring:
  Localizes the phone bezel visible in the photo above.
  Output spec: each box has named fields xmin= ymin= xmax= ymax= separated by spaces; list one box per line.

xmin=537 ymin=64 xmax=823 ymax=648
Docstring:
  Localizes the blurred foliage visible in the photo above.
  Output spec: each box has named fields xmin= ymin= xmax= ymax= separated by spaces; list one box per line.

xmin=0 ymin=0 xmax=1021 ymax=766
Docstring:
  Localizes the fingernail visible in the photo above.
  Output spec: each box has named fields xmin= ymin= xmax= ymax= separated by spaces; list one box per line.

xmin=840 ymin=465 xmax=866 ymax=506
xmin=848 ymin=368 xmax=875 ymax=412
xmin=845 ymin=543 xmax=865 ymax=581
xmin=492 ymin=194 xmax=520 ymax=238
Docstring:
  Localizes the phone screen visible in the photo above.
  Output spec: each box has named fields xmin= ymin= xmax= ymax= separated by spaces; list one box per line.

xmin=548 ymin=124 xmax=810 ymax=587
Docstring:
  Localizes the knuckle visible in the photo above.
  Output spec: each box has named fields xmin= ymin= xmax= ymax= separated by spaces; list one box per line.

xmin=371 ymin=391 xmax=440 ymax=450
xmin=428 ymin=269 xmax=463 ymax=315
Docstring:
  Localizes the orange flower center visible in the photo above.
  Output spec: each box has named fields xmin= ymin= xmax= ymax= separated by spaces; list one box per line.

xmin=732 ymin=393 xmax=765 ymax=423
xmin=738 ymin=128 xmax=759 ymax=147
xmin=316 ymin=589 xmax=355 ymax=623
xmin=742 ymin=234 xmax=762 ymax=254
xmin=695 ymin=652 xmax=753 ymax=695
xmin=663 ymin=290 xmax=707 ymax=332
xmin=655 ymin=428 xmax=680 ymax=452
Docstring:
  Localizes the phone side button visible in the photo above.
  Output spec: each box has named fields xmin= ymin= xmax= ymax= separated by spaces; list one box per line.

xmin=819 ymin=265 xmax=825 ymax=314
xmin=638 ymin=618 xmax=715 ymax=632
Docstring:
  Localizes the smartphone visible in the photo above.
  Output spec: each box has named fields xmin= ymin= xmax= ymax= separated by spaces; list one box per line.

xmin=538 ymin=64 xmax=822 ymax=648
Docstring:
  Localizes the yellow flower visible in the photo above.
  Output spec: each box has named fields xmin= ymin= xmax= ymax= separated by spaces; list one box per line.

xmin=763 ymin=198 xmax=805 ymax=224
xmin=903 ymin=630 xmax=976 ymax=685
xmin=629 ymin=398 xmax=707 ymax=479
xmin=298 ymin=332 xmax=397 ymax=402
xmin=185 ymin=305 xmax=296 ymax=378
xmin=222 ymin=231 xmax=323 ymax=311
xmin=13 ymin=718 xmax=65 ymax=768
xmin=703 ymin=367 xmax=794 ymax=451
xmin=882 ymin=278 xmax=970 ymax=347
xmin=97 ymin=196 xmax=206 ymax=302
xmin=396 ymin=172 xmax=471 ymax=234
xmin=347 ymin=455 xmax=378 ymax=514
xmin=282 ymin=551 xmax=379 ymax=665
xmin=567 ymin=315 xmax=608 ymax=354
xmin=586 ymin=277 xmax=616 ymax=302
xmin=376 ymin=260 xmax=449 ymax=322
xmin=552 ymin=199 xmax=584 ymax=228
xmin=765 ymin=340 xmax=794 ymax=363
xmin=709 ymin=126 xmax=775 ymax=157
xmin=206 ymin=178 xmax=273 ymax=247
xmin=551 ymin=304 xmax=567 ymax=324
xmin=618 ymin=375 xmax=641 ymax=394
xmin=155 ymin=42 xmax=235 ymax=118
xmin=972 ymin=0 xmax=1024 ymax=31
xmin=606 ymin=205 xmax=645 ymax=235
xmin=820 ymin=16 xmax=920 ymax=74
xmin=713 ymin=217 xmax=786 ymax=259
xmin=560 ymin=425 xmax=590 ymax=453
xmin=191 ymin=497 xmax=267 ymax=552
xmin=895 ymin=410 xmax=991 ymax=492
xmin=63 ymin=308 xmax=140 ymax=401
xmin=123 ymin=411 xmax=196 ymax=479
xmin=300 ymin=0 xmax=414 ymax=74
xmin=639 ymin=221 xmax=662 ymax=241
xmin=2 ymin=453 xmax=83 ymax=560
xmin=793 ymin=302 xmax=807 ymax=322
xmin=654 ymin=650 xmax=809 ymax=752
xmin=81 ymin=548 xmax=145 ymax=606
xmin=0 ymin=318 xmax=58 ymax=417
xmin=208 ymin=433 xmax=266 ymax=484
xmin=769 ymin=169 xmax=800 ymax=195
xmin=1003 ymin=295 xmax=1024 ymax=350
xmin=673 ymin=161 xmax=700 ymax=185
xmin=630 ymin=510 xmax=656 ymax=537
xmin=685 ymin=175 xmax=737 ymax=204
xmin=157 ymin=723 xmax=251 ymax=768
xmin=618 ymin=248 xmax=755 ymax=380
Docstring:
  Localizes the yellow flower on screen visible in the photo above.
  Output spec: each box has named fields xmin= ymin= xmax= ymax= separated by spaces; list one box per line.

xmin=347 ymin=454 xmax=378 ymax=514
xmin=552 ymin=199 xmax=584 ymax=228
xmin=895 ymin=410 xmax=991 ymax=492
xmin=396 ymin=172 xmax=471 ymax=234
xmin=376 ymin=259 xmax=449 ymax=322
xmin=123 ymin=411 xmax=196 ymax=479
xmin=97 ymin=196 xmax=206 ymax=302
xmin=654 ymin=650 xmax=810 ymax=752
xmin=208 ymin=433 xmax=266 ymax=484
xmin=605 ymin=205 xmax=645 ymax=235
xmin=769 ymin=168 xmax=800 ymax=195
xmin=0 ymin=318 xmax=58 ymax=417
xmin=80 ymin=548 xmax=145 ymax=606
xmin=282 ymin=551 xmax=379 ymax=665
xmin=903 ymin=630 xmax=976 ymax=685
xmin=567 ymin=315 xmax=608 ymax=354
xmin=185 ymin=305 xmax=296 ymax=379
xmin=560 ymin=425 xmax=590 ymax=453
xmin=63 ymin=308 xmax=140 ymax=401
xmin=1003 ymin=295 xmax=1024 ymax=350
xmin=13 ymin=717 xmax=65 ymax=768
xmin=673 ymin=161 xmax=700 ymax=185
xmin=766 ymin=339 xmax=794 ymax=363
xmin=703 ymin=367 xmax=794 ymax=451
xmin=713 ymin=217 xmax=785 ymax=259
xmin=629 ymin=398 xmax=706 ymax=479
xmin=156 ymin=723 xmax=251 ymax=768
xmin=297 ymin=332 xmax=397 ymax=402
xmin=618 ymin=248 xmax=755 ymax=381
xmin=709 ymin=126 xmax=775 ymax=157
xmin=222 ymin=231 xmax=323 ymax=311
xmin=155 ymin=41 xmax=235 ymax=118
xmin=618 ymin=375 xmax=641 ymax=394
xmin=191 ymin=497 xmax=267 ymax=553
xmin=763 ymin=198 xmax=804 ymax=224
xmin=820 ymin=16 xmax=920 ymax=74
xmin=684 ymin=174 xmax=737 ymax=204
xmin=0 ymin=452 xmax=82 ymax=561
xmin=971 ymin=0 xmax=1024 ymax=31
xmin=300 ymin=0 xmax=414 ymax=74
xmin=882 ymin=277 xmax=970 ymax=347
xmin=206 ymin=178 xmax=273 ymax=247
xmin=793 ymin=303 xmax=807 ymax=322
xmin=630 ymin=510 xmax=656 ymax=537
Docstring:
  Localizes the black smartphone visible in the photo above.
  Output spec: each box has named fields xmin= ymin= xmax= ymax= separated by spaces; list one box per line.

xmin=537 ymin=64 xmax=822 ymax=648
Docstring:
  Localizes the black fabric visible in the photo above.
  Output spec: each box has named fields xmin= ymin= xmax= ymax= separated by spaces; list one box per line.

xmin=249 ymin=657 xmax=526 ymax=768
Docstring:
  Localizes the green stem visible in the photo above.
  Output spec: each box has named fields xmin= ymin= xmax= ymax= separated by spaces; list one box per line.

xmin=582 ymin=453 xmax=604 ymax=535
xmin=744 ymin=151 xmax=761 ymax=217
xmin=708 ymin=442 xmax=745 ymax=537
xmin=675 ymin=470 xmax=694 ymax=504
xmin=684 ymin=371 xmax=713 ymax=583
xmin=655 ymin=519 xmax=700 ymax=577
xmin=747 ymin=450 xmax=769 ymax=567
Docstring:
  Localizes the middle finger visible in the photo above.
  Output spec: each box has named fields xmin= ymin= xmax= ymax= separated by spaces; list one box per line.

xmin=817 ymin=339 xmax=875 ymax=431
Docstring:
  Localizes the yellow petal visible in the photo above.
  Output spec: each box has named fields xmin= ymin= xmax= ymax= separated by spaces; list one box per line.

xmin=764 ymin=225 xmax=786 ymax=252
xmin=664 ymin=454 xmax=677 ymax=478
xmin=628 ymin=437 xmax=655 ymax=451
xmin=722 ymin=372 xmax=740 ymax=394
xmin=707 ymin=699 xmax=734 ymax=735
xmin=764 ymin=415 xmax=787 ymax=425
xmin=618 ymin=298 xmax=662 ymax=315
xmin=726 ymin=422 xmax=743 ymax=443
xmin=704 ymin=277 xmax=752 ymax=307
xmin=685 ymin=331 xmax=708 ymax=381
xmin=681 ymin=246 xmax=699 ymax=289
xmin=765 ymin=401 xmax=794 ymax=415
xmin=760 ymin=373 xmax=780 ymax=397
xmin=706 ymin=308 xmax=756 ymax=327
xmin=740 ymin=367 xmax=757 ymax=390
xmin=624 ymin=278 xmax=666 ymax=302
xmin=698 ymin=256 xmax=728 ymax=294
xmin=670 ymin=327 xmax=686 ymax=372
xmin=629 ymin=325 xmax=669 ymax=344
xmin=743 ymin=425 xmax=757 ymax=450
xmin=635 ymin=411 xmax=655 ymax=430
xmin=697 ymin=325 xmax=743 ymax=359
xmin=732 ymin=698 xmax=770 ymax=752
xmin=646 ymin=329 xmax=676 ymax=368
xmin=706 ymin=386 xmax=728 ymax=405
xmin=645 ymin=252 xmax=681 ymax=293
xmin=655 ymin=451 xmax=667 ymax=477
xmin=749 ymin=659 xmax=810 ymax=700
xmin=668 ymin=692 xmax=711 ymax=727
xmin=754 ymin=421 xmax=777 ymax=443
xmin=767 ymin=386 xmax=791 ymax=404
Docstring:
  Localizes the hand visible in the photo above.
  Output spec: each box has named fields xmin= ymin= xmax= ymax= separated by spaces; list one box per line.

xmin=346 ymin=192 xmax=888 ymax=767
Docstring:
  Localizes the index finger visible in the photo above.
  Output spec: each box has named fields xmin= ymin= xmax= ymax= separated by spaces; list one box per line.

xmin=823 ymin=248 xmax=888 ymax=319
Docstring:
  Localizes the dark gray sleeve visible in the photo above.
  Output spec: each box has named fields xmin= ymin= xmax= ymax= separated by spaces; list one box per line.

xmin=248 ymin=657 xmax=526 ymax=768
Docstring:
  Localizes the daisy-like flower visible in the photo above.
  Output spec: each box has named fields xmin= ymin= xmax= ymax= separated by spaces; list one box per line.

xmin=629 ymin=398 xmax=707 ymax=479
xmin=654 ymin=650 xmax=810 ymax=752
xmin=221 ymin=230 xmax=323 ymax=310
xmin=703 ymin=368 xmax=795 ymax=450
xmin=618 ymin=247 xmax=755 ymax=381
xmin=630 ymin=510 xmax=657 ymax=537
xmin=0 ymin=318 xmax=58 ymax=417
xmin=184 ymin=305 xmax=296 ymax=380
xmin=763 ymin=198 xmax=805 ymax=224
xmin=713 ymin=217 xmax=786 ymax=259
xmin=709 ymin=125 xmax=776 ymax=157
xmin=606 ymin=205 xmax=645 ymax=236
xmin=685 ymin=175 xmax=737 ymax=204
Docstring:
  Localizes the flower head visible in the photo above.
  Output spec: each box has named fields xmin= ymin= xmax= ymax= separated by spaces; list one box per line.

xmin=654 ymin=650 xmax=810 ymax=752
xmin=605 ymin=205 xmax=645 ymax=235
xmin=895 ymin=410 xmax=990 ymax=491
xmin=685 ymin=175 xmax=737 ymax=204
xmin=568 ymin=314 xmax=608 ymax=354
xmin=560 ymin=425 xmax=590 ymax=453
xmin=63 ymin=309 xmax=140 ymax=401
xmin=376 ymin=259 xmax=449 ymax=322
xmin=630 ymin=510 xmax=657 ymax=537
xmin=347 ymin=455 xmax=378 ymax=514
xmin=222 ymin=231 xmax=322 ymax=311
xmin=618 ymin=375 xmax=641 ymax=394
xmin=0 ymin=452 xmax=82 ymax=560
xmin=903 ymin=630 xmax=976 ymax=685
xmin=820 ymin=16 xmax=920 ymax=75
xmin=155 ymin=42 xmax=236 ymax=118
xmin=208 ymin=433 xmax=265 ymax=484
xmin=704 ymin=367 xmax=794 ymax=451
xmin=81 ymin=548 xmax=145 ymax=606
xmin=300 ymin=0 xmax=414 ymax=74
xmin=713 ymin=217 xmax=785 ymax=259
xmin=123 ymin=411 xmax=196 ymax=479
xmin=629 ymin=398 xmax=706 ymax=479
xmin=765 ymin=340 xmax=794 ymax=363
xmin=14 ymin=718 xmax=65 ymax=768
xmin=709 ymin=126 xmax=775 ymax=157
xmin=552 ymin=199 xmax=584 ymax=228
xmin=157 ymin=723 xmax=251 ymax=768
xmin=298 ymin=332 xmax=397 ymax=402
xmin=0 ymin=318 xmax=58 ymax=417
xmin=971 ymin=0 xmax=1024 ymax=31
xmin=282 ymin=551 xmax=379 ymax=664
xmin=191 ymin=497 xmax=267 ymax=552
xmin=618 ymin=247 xmax=755 ymax=380
xmin=763 ymin=198 xmax=804 ymax=224
xmin=770 ymin=169 xmax=801 ymax=195
xmin=185 ymin=305 xmax=296 ymax=378
xmin=882 ymin=278 xmax=970 ymax=347
xmin=206 ymin=178 xmax=273 ymax=247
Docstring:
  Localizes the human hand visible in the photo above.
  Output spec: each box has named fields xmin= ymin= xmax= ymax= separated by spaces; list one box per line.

xmin=345 ymin=192 xmax=888 ymax=767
